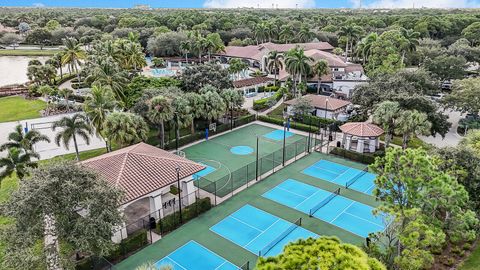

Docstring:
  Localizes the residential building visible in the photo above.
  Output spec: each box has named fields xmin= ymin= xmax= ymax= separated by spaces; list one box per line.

xmin=284 ymin=94 xmax=352 ymax=120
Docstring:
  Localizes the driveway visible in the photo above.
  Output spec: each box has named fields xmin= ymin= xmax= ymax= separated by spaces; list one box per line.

xmin=419 ymin=109 xmax=463 ymax=148
xmin=0 ymin=113 xmax=105 ymax=160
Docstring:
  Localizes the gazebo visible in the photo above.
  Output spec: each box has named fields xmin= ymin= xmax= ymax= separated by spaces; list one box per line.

xmin=339 ymin=122 xmax=384 ymax=153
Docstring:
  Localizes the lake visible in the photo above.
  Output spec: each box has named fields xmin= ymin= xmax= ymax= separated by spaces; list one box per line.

xmin=0 ymin=56 xmax=49 ymax=87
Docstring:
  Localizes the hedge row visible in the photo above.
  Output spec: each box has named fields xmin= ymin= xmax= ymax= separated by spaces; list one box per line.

xmin=258 ymin=115 xmax=319 ymax=133
xmin=329 ymin=147 xmax=382 ymax=164
xmin=155 ymin=197 xmax=212 ymax=235
xmin=253 ymin=89 xmax=284 ymax=111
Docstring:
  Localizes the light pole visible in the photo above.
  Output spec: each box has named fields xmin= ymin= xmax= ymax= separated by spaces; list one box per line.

xmin=174 ymin=112 xmax=179 ymax=151
xmin=175 ymin=165 xmax=182 ymax=224
xmin=282 ymin=119 xmax=287 ymax=166
xmin=324 ymin=98 xmax=329 ymax=136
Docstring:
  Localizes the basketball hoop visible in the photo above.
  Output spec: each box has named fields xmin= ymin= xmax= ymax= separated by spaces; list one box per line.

xmin=209 ymin=123 xmax=217 ymax=132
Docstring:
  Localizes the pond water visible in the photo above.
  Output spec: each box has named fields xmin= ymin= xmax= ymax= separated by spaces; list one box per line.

xmin=0 ymin=56 xmax=49 ymax=86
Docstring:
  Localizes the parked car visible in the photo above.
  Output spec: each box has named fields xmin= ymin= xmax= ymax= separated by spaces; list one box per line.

xmin=429 ymin=93 xmax=445 ymax=101
xmin=441 ymin=80 xmax=453 ymax=90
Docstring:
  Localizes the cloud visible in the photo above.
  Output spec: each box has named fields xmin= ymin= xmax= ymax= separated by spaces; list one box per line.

xmin=351 ymin=0 xmax=480 ymax=8
xmin=204 ymin=0 xmax=315 ymax=8
xmin=32 ymin=2 xmax=46 ymax=8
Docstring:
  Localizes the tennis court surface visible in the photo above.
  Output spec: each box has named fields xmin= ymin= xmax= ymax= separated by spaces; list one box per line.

xmin=210 ymin=204 xmax=317 ymax=257
xmin=263 ymin=179 xmax=388 ymax=238
xmin=303 ymin=160 xmax=377 ymax=195
xmin=155 ymin=240 xmax=240 ymax=270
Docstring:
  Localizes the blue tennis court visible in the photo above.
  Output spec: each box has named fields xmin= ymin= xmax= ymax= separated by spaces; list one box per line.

xmin=302 ymin=160 xmax=377 ymax=195
xmin=193 ymin=164 xmax=216 ymax=180
xmin=210 ymin=204 xmax=317 ymax=257
xmin=263 ymin=130 xmax=294 ymax=141
xmin=262 ymin=179 xmax=388 ymax=238
xmin=154 ymin=241 xmax=239 ymax=270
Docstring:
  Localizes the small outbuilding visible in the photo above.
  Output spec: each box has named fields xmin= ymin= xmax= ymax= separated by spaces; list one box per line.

xmin=284 ymin=94 xmax=352 ymax=120
xmin=339 ymin=122 xmax=384 ymax=153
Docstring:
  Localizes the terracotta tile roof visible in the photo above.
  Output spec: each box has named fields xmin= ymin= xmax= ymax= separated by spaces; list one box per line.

xmin=219 ymin=42 xmax=334 ymax=61
xmin=345 ymin=64 xmax=365 ymax=73
xmin=340 ymin=122 xmax=384 ymax=137
xmin=304 ymin=50 xmax=347 ymax=67
xmin=233 ymin=77 xmax=273 ymax=88
xmin=80 ymin=143 xmax=205 ymax=204
xmin=284 ymin=94 xmax=351 ymax=111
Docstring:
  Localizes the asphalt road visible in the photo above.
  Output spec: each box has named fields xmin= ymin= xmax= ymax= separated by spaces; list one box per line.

xmin=419 ymin=109 xmax=463 ymax=148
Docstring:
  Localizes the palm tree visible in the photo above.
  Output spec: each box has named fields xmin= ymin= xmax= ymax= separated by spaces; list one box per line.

xmin=399 ymin=28 xmax=420 ymax=66
xmin=338 ymin=24 xmax=364 ymax=61
xmin=104 ymin=112 xmax=149 ymax=148
xmin=38 ymin=85 xmax=54 ymax=114
xmin=48 ymin=52 xmax=64 ymax=79
xmin=201 ymin=90 xmax=226 ymax=125
xmin=279 ymin=25 xmax=294 ymax=44
xmin=285 ymin=47 xmax=314 ymax=97
xmin=184 ymin=92 xmax=205 ymax=135
xmin=58 ymin=88 xmax=73 ymax=111
xmin=171 ymin=96 xmax=192 ymax=146
xmin=125 ymin=42 xmax=146 ymax=71
xmin=356 ymin=33 xmax=378 ymax=64
xmin=0 ymin=124 xmax=50 ymax=157
xmin=297 ymin=25 xmax=315 ymax=43
xmin=312 ymin=60 xmax=329 ymax=94
xmin=372 ymin=101 xmax=402 ymax=148
xmin=396 ymin=110 xmax=431 ymax=149
xmin=180 ymin=40 xmax=191 ymax=64
xmin=61 ymin=37 xmax=86 ymax=83
xmin=0 ymin=148 xmax=38 ymax=183
xmin=205 ymin=33 xmax=225 ymax=62
xmin=148 ymin=96 xmax=174 ymax=149
xmin=86 ymin=61 xmax=129 ymax=107
xmin=52 ymin=113 xmax=93 ymax=161
xmin=265 ymin=20 xmax=278 ymax=42
xmin=83 ymin=84 xmax=117 ymax=151
xmin=254 ymin=22 xmax=268 ymax=44
xmin=266 ymin=51 xmax=284 ymax=87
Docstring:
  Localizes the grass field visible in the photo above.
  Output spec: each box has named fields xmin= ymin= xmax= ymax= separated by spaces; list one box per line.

xmin=0 ymin=96 xmax=46 ymax=123
xmin=459 ymin=243 xmax=480 ymax=270
xmin=182 ymin=123 xmax=310 ymax=197
xmin=0 ymin=49 xmax=59 ymax=56
xmin=115 ymin=151 xmax=379 ymax=270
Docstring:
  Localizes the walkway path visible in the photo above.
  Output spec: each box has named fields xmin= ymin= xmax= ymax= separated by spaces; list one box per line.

xmin=419 ymin=109 xmax=463 ymax=147
xmin=242 ymin=93 xmax=284 ymax=116
xmin=0 ymin=113 xmax=105 ymax=160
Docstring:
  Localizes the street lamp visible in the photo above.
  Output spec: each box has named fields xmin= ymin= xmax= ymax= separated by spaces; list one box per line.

xmin=174 ymin=112 xmax=179 ymax=151
xmin=282 ymin=119 xmax=287 ymax=166
xmin=175 ymin=165 xmax=182 ymax=224
xmin=324 ymin=98 xmax=329 ymax=137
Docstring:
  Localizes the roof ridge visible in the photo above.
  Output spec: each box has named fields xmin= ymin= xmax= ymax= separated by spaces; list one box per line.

xmin=115 ymin=152 xmax=129 ymax=187
xmin=131 ymin=150 xmax=200 ymax=166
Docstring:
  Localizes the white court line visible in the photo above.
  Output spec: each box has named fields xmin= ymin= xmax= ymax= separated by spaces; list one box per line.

xmin=332 ymin=168 xmax=356 ymax=184
xmin=275 ymin=185 xmax=309 ymax=199
xmin=343 ymin=212 xmax=385 ymax=229
xmin=230 ymin=216 xmax=263 ymax=232
xmin=330 ymin=201 xmax=355 ymax=223
xmin=310 ymin=164 xmax=343 ymax=176
xmin=215 ymin=261 xmax=228 ymax=270
xmin=163 ymin=255 xmax=187 ymax=270
xmin=294 ymin=189 xmax=326 ymax=209
xmin=243 ymin=219 xmax=281 ymax=248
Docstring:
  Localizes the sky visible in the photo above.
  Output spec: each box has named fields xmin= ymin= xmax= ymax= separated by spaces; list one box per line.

xmin=0 ymin=0 xmax=479 ymax=9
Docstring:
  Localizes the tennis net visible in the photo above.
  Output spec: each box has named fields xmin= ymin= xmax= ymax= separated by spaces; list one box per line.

xmin=258 ymin=217 xmax=302 ymax=257
xmin=309 ymin=188 xmax=341 ymax=217
xmin=345 ymin=167 xmax=369 ymax=189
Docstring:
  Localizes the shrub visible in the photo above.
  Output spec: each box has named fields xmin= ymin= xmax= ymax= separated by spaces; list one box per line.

xmin=156 ymin=197 xmax=211 ymax=234
xmin=330 ymin=147 xmax=377 ymax=164
xmin=258 ymin=115 xmax=319 ymax=133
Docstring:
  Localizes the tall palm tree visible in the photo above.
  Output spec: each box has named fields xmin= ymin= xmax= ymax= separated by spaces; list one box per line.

xmin=58 ymin=88 xmax=73 ymax=111
xmin=87 ymin=61 xmax=129 ymax=107
xmin=125 ymin=42 xmax=146 ymax=71
xmin=205 ymin=33 xmax=225 ymax=62
xmin=171 ymin=96 xmax=192 ymax=146
xmin=61 ymin=37 xmax=86 ymax=83
xmin=285 ymin=47 xmax=314 ymax=97
xmin=399 ymin=28 xmax=420 ymax=66
xmin=0 ymin=124 xmax=50 ymax=157
xmin=104 ymin=112 xmax=149 ymax=148
xmin=38 ymin=85 xmax=54 ymax=114
xmin=266 ymin=51 xmax=284 ymax=86
xmin=180 ymin=40 xmax=191 ymax=64
xmin=148 ymin=96 xmax=174 ymax=149
xmin=372 ymin=101 xmax=402 ymax=148
xmin=312 ymin=60 xmax=330 ymax=94
xmin=396 ymin=110 xmax=431 ymax=149
xmin=265 ymin=20 xmax=278 ymax=42
xmin=356 ymin=33 xmax=378 ymax=64
xmin=52 ymin=113 xmax=93 ymax=161
xmin=83 ymin=84 xmax=117 ymax=151
xmin=184 ymin=92 xmax=205 ymax=135
xmin=201 ymin=90 xmax=226 ymax=125
xmin=279 ymin=25 xmax=294 ymax=44
xmin=0 ymin=148 xmax=38 ymax=184
xmin=297 ymin=25 xmax=315 ymax=43
xmin=338 ymin=24 xmax=364 ymax=61
xmin=254 ymin=22 xmax=268 ymax=44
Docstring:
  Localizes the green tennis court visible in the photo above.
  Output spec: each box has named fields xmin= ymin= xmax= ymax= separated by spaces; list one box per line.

xmin=183 ymin=123 xmax=309 ymax=197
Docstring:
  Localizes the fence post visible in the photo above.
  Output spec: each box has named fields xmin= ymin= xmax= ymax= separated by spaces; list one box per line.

xmin=214 ymin=181 xmax=217 ymax=206
xmin=256 ymin=137 xmax=259 ymax=181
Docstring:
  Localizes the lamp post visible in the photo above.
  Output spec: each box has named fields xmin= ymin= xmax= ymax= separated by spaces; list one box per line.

xmin=175 ymin=165 xmax=182 ymax=224
xmin=324 ymin=98 xmax=329 ymax=136
xmin=282 ymin=119 xmax=287 ymax=166
xmin=174 ymin=112 xmax=179 ymax=151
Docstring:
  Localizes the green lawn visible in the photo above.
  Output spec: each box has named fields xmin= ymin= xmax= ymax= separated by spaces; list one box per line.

xmin=459 ymin=243 xmax=480 ymax=270
xmin=0 ymin=96 xmax=46 ymax=123
xmin=0 ymin=49 xmax=59 ymax=56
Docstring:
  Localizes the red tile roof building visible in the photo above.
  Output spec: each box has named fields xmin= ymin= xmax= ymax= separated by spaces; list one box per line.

xmin=80 ymin=143 xmax=205 ymax=204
